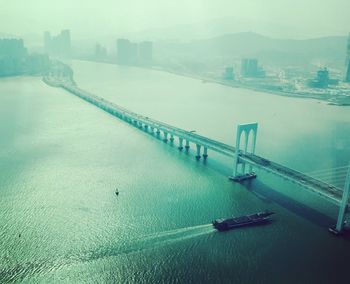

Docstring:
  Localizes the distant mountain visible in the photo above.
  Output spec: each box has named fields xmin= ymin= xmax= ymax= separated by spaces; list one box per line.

xmin=128 ymin=16 xmax=327 ymax=41
xmin=155 ymin=32 xmax=347 ymax=68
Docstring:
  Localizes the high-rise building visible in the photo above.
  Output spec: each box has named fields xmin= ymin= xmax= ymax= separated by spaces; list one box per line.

xmin=116 ymin=39 xmax=153 ymax=65
xmin=345 ymin=63 xmax=350 ymax=83
xmin=345 ymin=33 xmax=350 ymax=82
xmin=308 ymin=67 xmax=338 ymax=88
xmin=117 ymin=39 xmax=138 ymax=64
xmin=1 ymin=38 xmax=48 ymax=77
xmin=241 ymin=58 xmax=265 ymax=78
xmin=0 ymin=38 xmax=27 ymax=58
xmin=138 ymin=41 xmax=153 ymax=63
xmin=223 ymin=67 xmax=234 ymax=80
xmin=59 ymin=30 xmax=71 ymax=56
xmin=95 ymin=43 xmax=107 ymax=59
xmin=43 ymin=30 xmax=71 ymax=57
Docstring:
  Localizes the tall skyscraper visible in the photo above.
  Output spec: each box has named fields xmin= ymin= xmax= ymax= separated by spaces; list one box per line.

xmin=43 ymin=30 xmax=71 ymax=57
xmin=95 ymin=43 xmax=107 ymax=59
xmin=241 ymin=58 xmax=265 ymax=78
xmin=138 ymin=41 xmax=153 ymax=64
xmin=117 ymin=39 xmax=138 ymax=64
xmin=345 ymin=33 xmax=350 ymax=82
xmin=223 ymin=67 xmax=234 ymax=80
xmin=0 ymin=38 xmax=48 ymax=76
xmin=59 ymin=30 xmax=71 ymax=56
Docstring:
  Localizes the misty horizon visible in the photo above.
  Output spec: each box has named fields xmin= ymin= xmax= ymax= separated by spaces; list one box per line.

xmin=1 ymin=0 xmax=350 ymax=43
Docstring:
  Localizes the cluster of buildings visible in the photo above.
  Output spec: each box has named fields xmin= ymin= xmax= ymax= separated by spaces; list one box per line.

xmin=308 ymin=68 xmax=339 ymax=88
xmin=116 ymin=39 xmax=153 ymax=65
xmin=222 ymin=33 xmax=350 ymax=92
xmin=240 ymin=58 xmax=265 ymax=78
xmin=307 ymin=34 xmax=350 ymax=89
xmin=44 ymin=30 xmax=71 ymax=57
xmin=223 ymin=58 xmax=265 ymax=81
xmin=0 ymin=38 xmax=49 ymax=77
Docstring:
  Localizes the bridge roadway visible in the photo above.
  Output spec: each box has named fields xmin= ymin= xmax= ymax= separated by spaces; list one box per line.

xmin=51 ymin=79 xmax=344 ymax=206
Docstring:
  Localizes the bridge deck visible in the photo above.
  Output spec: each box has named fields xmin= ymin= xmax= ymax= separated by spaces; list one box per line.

xmin=49 ymin=80 xmax=344 ymax=205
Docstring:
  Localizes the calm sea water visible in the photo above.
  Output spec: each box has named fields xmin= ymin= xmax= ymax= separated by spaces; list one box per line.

xmin=0 ymin=61 xmax=350 ymax=283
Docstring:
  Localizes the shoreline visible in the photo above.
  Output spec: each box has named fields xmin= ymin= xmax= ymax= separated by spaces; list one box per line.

xmin=70 ymin=58 xmax=350 ymax=106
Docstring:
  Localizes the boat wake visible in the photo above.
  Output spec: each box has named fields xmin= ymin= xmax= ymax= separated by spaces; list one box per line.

xmin=79 ymin=223 xmax=215 ymax=263
xmin=0 ymin=224 xmax=215 ymax=281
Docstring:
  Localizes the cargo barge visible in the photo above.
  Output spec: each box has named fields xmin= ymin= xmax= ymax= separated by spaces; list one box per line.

xmin=212 ymin=210 xmax=274 ymax=231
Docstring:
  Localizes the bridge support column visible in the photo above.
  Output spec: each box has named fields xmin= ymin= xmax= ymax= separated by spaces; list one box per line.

xmin=332 ymin=164 xmax=350 ymax=234
xmin=170 ymin=134 xmax=174 ymax=143
xmin=163 ymin=131 xmax=168 ymax=142
xmin=185 ymin=140 xmax=190 ymax=151
xmin=178 ymin=137 xmax=184 ymax=150
xmin=203 ymin=147 xmax=208 ymax=160
xmin=156 ymin=129 xmax=160 ymax=136
xmin=196 ymin=144 xmax=201 ymax=160
xmin=231 ymin=123 xmax=258 ymax=181
xmin=144 ymin=125 xmax=148 ymax=131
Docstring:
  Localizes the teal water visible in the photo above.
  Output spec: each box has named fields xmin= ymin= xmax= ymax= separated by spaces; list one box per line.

xmin=0 ymin=62 xmax=350 ymax=283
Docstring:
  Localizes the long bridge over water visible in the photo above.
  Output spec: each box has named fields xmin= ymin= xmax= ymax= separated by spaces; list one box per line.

xmin=43 ymin=68 xmax=350 ymax=234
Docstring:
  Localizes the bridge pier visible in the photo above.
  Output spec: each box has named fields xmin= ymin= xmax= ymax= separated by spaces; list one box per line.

xmin=156 ymin=129 xmax=160 ymax=136
xmin=185 ymin=140 xmax=190 ymax=151
xmin=163 ymin=131 xmax=168 ymax=142
xmin=178 ymin=137 xmax=184 ymax=150
xmin=230 ymin=123 xmax=258 ymax=181
xmin=203 ymin=147 xmax=208 ymax=160
xmin=196 ymin=144 xmax=201 ymax=160
xmin=170 ymin=134 xmax=174 ymax=143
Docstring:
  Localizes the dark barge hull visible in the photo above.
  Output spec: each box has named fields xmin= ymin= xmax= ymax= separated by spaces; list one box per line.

xmin=212 ymin=211 xmax=274 ymax=231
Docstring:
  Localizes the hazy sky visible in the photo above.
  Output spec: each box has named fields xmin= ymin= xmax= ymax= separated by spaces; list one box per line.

xmin=1 ymin=0 xmax=349 ymax=39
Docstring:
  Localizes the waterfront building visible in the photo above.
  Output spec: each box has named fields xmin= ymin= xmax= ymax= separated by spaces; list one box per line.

xmin=138 ymin=41 xmax=153 ymax=64
xmin=345 ymin=33 xmax=350 ymax=82
xmin=0 ymin=38 xmax=49 ymax=76
xmin=345 ymin=62 xmax=350 ymax=83
xmin=241 ymin=58 xmax=265 ymax=78
xmin=0 ymin=38 xmax=27 ymax=58
xmin=117 ymin=39 xmax=138 ymax=64
xmin=25 ymin=53 xmax=50 ymax=74
xmin=223 ymin=67 xmax=234 ymax=80
xmin=43 ymin=30 xmax=71 ymax=57
xmin=116 ymin=38 xmax=153 ymax=65
xmin=0 ymin=39 xmax=27 ymax=76
xmin=95 ymin=43 xmax=107 ymax=59
xmin=308 ymin=67 xmax=338 ymax=88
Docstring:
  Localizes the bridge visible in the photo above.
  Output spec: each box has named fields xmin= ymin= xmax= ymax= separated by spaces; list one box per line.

xmin=43 ymin=69 xmax=350 ymax=234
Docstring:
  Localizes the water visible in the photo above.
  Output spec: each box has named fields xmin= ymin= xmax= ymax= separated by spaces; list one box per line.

xmin=0 ymin=62 xmax=350 ymax=283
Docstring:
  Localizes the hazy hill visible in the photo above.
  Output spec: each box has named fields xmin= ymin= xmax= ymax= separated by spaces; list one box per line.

xmin=156 ymin=32 xmax=347 ymax=68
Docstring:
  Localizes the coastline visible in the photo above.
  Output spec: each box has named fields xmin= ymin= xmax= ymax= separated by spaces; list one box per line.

xmin=67 ymin=57 xmax=350 ymax=106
